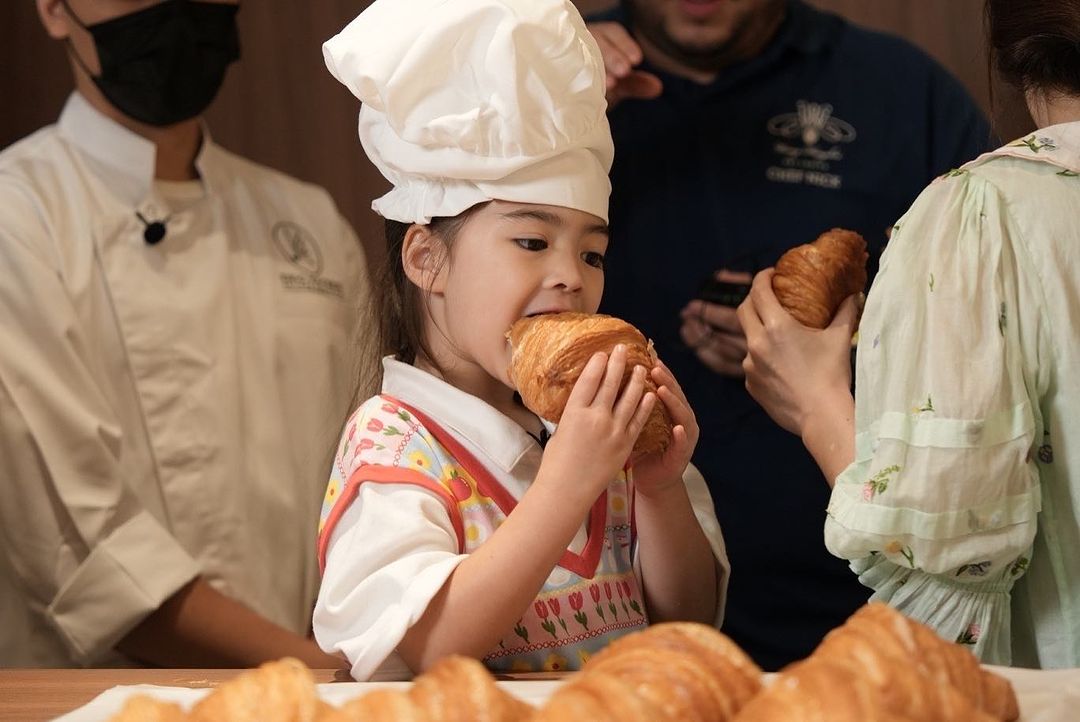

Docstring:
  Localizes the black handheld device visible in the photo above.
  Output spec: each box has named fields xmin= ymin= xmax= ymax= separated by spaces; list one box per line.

xmin=697 ymin=277 xmax=752 ymax=307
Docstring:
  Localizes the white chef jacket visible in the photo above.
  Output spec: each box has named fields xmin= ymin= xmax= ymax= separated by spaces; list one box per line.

xmin=0 ymin=93 xmax=368 ymax=666
xmin=314 ymin=358 xmax=730 ymax=680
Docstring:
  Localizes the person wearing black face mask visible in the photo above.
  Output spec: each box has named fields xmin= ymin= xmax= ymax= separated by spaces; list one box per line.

xmin=60 ymin=0 xmax=241 ymax=127
xmin=0 ymin=0 xmax=371 ymax=669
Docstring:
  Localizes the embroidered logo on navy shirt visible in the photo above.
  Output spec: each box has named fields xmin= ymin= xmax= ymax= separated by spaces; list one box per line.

xmin=765 ymin=101 xmax=856 ymax=189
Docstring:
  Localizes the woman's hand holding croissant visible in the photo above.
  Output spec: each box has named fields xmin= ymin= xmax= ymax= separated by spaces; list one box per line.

xmin=629 ymin=360 xmax=699 ymax=498
xmin=737 ymin=269 xmax=857 ymax=437
xmin=737 ymin=269 xmax=859 ymax=485
xmin=538 ymin=345 xmax=657 ymax=507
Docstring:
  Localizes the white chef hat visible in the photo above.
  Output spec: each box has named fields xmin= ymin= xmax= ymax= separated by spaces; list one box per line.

xmin=323 ymin=0 xmax=613 ymax=224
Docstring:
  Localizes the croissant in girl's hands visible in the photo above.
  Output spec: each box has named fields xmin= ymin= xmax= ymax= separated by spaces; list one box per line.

xmin=772 ymin=228 xmax=868 ymax=329
xmin=506 ymin=312 xmax=673 ymax=455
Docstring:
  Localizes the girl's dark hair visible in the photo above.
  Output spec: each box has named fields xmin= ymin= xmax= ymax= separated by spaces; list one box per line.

xmin=987 ymin=0 xmax=1080 ymax=96
xmin=331 ymin=212 xmax=475 ymax=479
xmin=354 ymin=208 xmax=479 ymax=398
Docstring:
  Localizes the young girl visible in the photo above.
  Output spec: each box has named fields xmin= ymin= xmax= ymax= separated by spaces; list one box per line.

xmin=313 ymin=0 xmax=728 ymax=680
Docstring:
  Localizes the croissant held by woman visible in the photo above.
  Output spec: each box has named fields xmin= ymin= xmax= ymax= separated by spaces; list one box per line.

xmin=771 ymin=227 xmax=868 ymax=329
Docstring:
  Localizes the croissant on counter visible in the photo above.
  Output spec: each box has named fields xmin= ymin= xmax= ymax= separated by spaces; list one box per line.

xmin=507 ymin=312 xmax=673 ymax=455
xmin=339 ymin=655 xmax=532 ymax=722
xmin=732 ymin=602 xmax=1018 ymax=722
xmin=534 ymin=622 xmax=763 ymax=722
xmin=731 ymin=657 xmax=997 ymax=722
xmin=108 ymin=657 xmax=327 ymax=722
xmin=815 ymin=603 xmax=1019 ymax=721
xmin=772 ymin=228 xmax=868 ymax=328
xmin=108 ymin=695 xmax=188 ymax=722
xmin=187 ymin=656 xmax=321 ymax=722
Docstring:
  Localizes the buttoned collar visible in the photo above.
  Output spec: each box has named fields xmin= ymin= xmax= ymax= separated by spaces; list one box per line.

xmin=380 ymin=357 xmax=545 ymax=474
xmin=57 ymin=91 xmax=225 ymax=208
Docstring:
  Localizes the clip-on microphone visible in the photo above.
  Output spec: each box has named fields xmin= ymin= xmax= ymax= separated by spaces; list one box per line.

xmin=135 ymin=211 xmax=168 ymax=245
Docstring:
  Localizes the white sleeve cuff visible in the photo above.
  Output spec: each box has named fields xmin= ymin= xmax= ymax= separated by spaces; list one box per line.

xmin=47 ymin=511 xmax=201 ymax=665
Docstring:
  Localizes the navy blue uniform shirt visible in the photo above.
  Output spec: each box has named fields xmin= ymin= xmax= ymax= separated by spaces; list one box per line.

xmin=590 ymin=0 xmax=992 ymax=670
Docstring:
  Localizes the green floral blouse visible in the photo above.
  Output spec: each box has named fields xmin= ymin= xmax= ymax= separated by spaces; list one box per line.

xmin=827 ymin=123 xmax=1080 ymax=669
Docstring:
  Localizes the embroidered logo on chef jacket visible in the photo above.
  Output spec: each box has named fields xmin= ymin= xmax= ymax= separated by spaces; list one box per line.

xmin=765 ymin=100 xmax=856 ymax=190
xmin=272 ymin=221 xmax=344 ymax=298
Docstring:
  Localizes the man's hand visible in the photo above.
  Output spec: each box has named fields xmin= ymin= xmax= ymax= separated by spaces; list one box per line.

xmin=587 ymin=22 xmax=663 ymax=107
xmin=118 ymin=577 xmax=347 ymax=669
xmin=679 ymin=270 xmax=753 ymax=378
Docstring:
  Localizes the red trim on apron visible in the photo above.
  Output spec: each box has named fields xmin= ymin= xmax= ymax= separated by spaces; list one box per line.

xmin=318 ymin=464 xmax=464 ymax=574
xmin=385 ymin=395 xmax=609 ymax=579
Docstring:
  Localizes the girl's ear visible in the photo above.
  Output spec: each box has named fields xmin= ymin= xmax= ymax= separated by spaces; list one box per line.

xmin=402 ymin=224 xmax=448 ymax=293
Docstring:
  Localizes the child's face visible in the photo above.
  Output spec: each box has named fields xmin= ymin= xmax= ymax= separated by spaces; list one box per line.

xmin=431 ymin=200 xmax=609 ymax=391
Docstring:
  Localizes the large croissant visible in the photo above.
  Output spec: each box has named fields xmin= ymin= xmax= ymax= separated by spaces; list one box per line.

xmin=109 ymin=657 xmax=327 ymax=722
xmin=772 ymin=228 xmax=867 ymax=328
xmin=731 ymin=657 xmax=997 ymax=722
xmin=507 ymin=312 xmax=673 ymax=455
xmin=340 ymin=655 xmax=532 ymax=722
xmin=733 ymin=603 xmax=1019 ymax=722
xmin=815 ymin=603 xmax=1019 ymax=721
xmin=534 ymin=622 xmax=763 ymax=722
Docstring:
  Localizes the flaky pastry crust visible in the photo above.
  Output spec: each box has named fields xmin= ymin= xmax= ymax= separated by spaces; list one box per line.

xmin=507 ymin=312 xmax=673 ymax=455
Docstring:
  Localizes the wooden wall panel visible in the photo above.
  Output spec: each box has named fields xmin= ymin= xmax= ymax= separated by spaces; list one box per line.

xmin=0 ymin=1 xmax=1032 ymax=269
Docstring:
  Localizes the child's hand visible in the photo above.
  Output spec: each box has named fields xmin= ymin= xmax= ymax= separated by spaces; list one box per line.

xmin=539 ymin=344 xmax=656 ymax=506
xmin=630 ymin=361 xmax=699 ymax=498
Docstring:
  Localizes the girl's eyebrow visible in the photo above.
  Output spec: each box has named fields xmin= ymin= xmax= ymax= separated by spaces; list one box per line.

xmin=500 ymin=209 xmax=609 ymax=236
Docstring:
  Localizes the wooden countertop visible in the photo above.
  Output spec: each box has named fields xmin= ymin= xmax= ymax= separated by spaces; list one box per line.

xmin=0 ymin=667 xmax=345 ymax=722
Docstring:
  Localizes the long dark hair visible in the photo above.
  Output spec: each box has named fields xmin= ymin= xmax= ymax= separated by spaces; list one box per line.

xmin=987 ymin=0 xmax=1080 ymax=96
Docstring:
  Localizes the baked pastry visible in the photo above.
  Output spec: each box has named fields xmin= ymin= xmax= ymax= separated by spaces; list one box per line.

xmin=108 ymin=696 xmax=188 ymax=722
xmin=814 ymin=603 xmax=1019 ymax=721
xmin=339 ymin=655 xmax=532 ymax=722
xmin=507 ymin=312 xmax=673 ymax=454
xmin=772 ymin=228 xmax=867 ymax=328
xmin=534 ymin=622 xmax=763 ymax=721
xmin=731 ymin=657 xmax=997 ymax=722
xmin=187 ymin=657 xmax=320 ymax=722
xmin=732 ymin=602 xmax=1017 ymax=722
xmin=107 ymin=656 xmax=530 ymax=722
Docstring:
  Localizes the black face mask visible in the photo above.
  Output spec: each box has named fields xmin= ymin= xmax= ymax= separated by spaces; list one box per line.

xmin=63 ymin=0 xmax=240 ymax=127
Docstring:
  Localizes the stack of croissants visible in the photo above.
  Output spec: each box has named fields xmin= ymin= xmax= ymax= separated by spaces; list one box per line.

xmin=109 ymin=602 xmax=1019 ymax=722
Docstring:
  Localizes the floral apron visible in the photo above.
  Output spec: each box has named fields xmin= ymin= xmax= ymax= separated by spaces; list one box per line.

xmin=318 ymin=395 xmax=649 ymax=672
